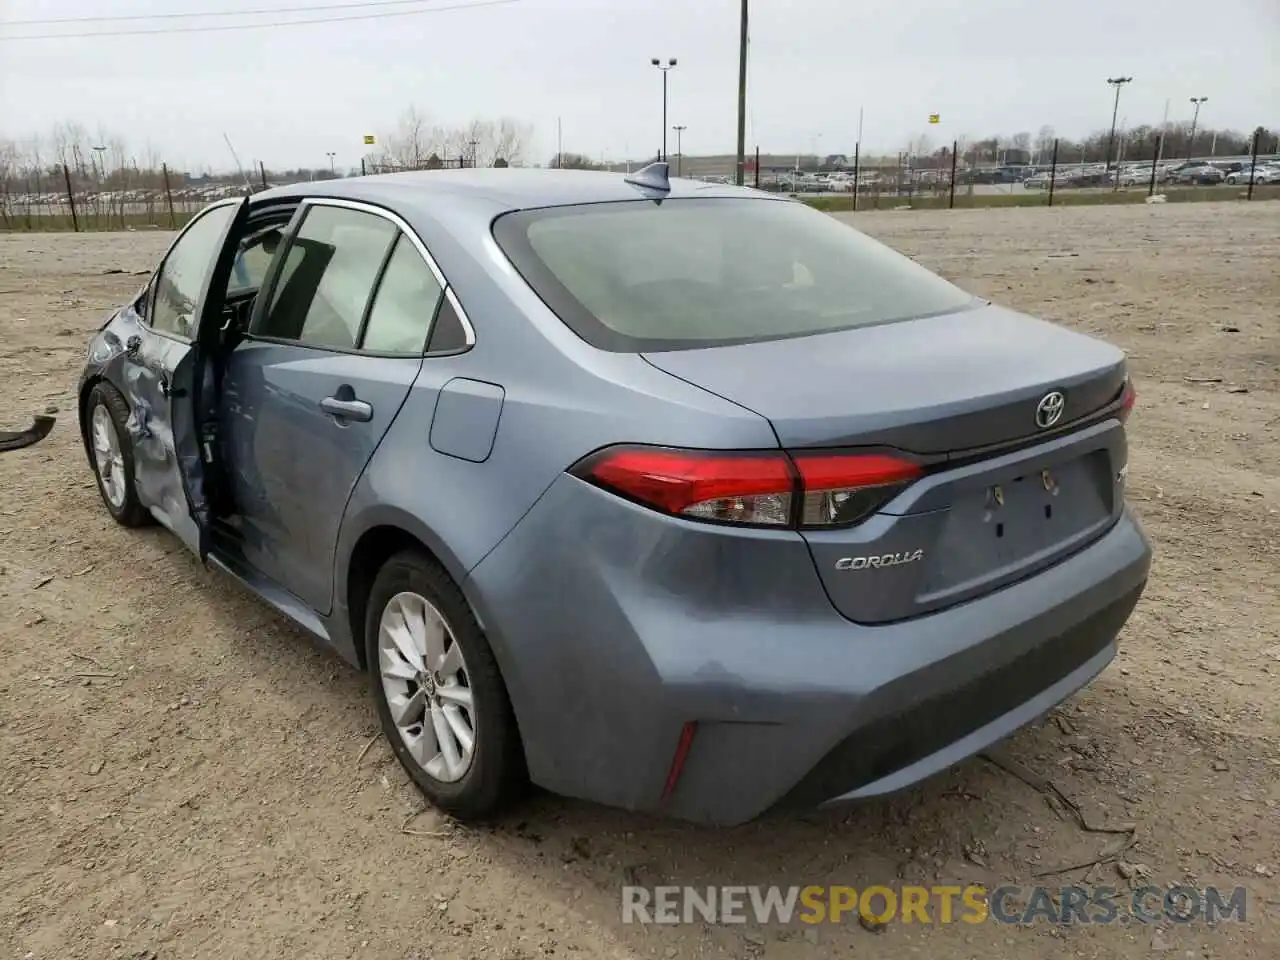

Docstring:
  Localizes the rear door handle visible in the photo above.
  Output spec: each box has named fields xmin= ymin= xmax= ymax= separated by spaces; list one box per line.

xmin=320 ymin=396 xmax=373 ymax=422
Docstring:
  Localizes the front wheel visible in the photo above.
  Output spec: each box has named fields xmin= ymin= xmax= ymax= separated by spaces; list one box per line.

xmin=86 ymin=382 xmax=150 ymax=527
xmin=365 ymin=549 xmax=525 ymax=820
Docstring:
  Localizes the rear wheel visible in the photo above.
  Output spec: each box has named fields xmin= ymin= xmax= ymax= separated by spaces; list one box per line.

xmin=365 ymin=549 xmax=525 ymax=820
xmin=86 ymin=382 xmax=150 ymax=527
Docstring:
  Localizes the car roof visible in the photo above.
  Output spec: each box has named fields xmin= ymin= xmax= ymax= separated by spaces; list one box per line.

xmin=255 ymin=167 xmax=770 ymax=216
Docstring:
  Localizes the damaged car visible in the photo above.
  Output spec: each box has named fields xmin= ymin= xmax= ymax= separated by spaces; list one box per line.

xmin=77 ymin=165 xmax=1151 ymax=826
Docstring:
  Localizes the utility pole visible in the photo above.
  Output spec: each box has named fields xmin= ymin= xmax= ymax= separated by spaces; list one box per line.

xmin=1104 ymin=76 xmax=1132 ymax=172
xmin=91 ymin=144 xmax=107 ymax=184
xmin=1187 ymin=97 xmax=1208 ymax=160
xmin=734 ymin=0 xmax=749 ymax=185
xmin=672 ymin=125 xmax=686 ymax=177
xmin=650 ymin=57 xmax=678 ymax=160
xmin=1155 ymin=98 xmax=1170 ymax=166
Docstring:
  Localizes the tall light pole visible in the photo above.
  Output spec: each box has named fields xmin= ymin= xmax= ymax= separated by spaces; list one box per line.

xmin=672 ymin=125 xmax=686 ymax=177
xmin=650 ymin=57 xmax=677 ymax=160
xmin=1187 ymin=97 xmax=1208 ymax=160
xmin=468 ymin=138 xmax=480 ymax=168
xmin=326 ymin=151 xmax=336 ymax=175
xmin=1104 ymin=77 xmax=1132 ymax=171
xmin=735 ymin=0 xmax=749 ymax=185
xmin=91 ymin=144 xmax=107 ymax=184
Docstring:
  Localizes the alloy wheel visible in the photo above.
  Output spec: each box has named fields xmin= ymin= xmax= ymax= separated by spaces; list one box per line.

xmin=91 ymin=404 xmax=126 ymax=509
xmin=378 ymin=591 xmax=476 ymax=783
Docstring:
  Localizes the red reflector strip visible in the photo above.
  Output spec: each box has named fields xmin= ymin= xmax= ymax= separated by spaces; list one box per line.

xmin=661 ymin=722 xmax=698 ymax=802
xmin=791 ymin=452 xmax=923 ymax=490
xmin=1120 ymin=381 xmax=1137 ymax=419
xmin=582 ymin=448 xmax=793 ymax=515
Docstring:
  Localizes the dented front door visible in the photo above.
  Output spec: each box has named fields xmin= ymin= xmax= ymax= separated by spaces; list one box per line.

xmin=122 ymin=197 xmax=249 ymax=561
xmin=124 ymin=330 xmax=204 ymax=551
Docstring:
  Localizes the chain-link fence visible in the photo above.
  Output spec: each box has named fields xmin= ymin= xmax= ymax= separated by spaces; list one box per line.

xmin=3 ymin=130 xmax=1276 ymax=232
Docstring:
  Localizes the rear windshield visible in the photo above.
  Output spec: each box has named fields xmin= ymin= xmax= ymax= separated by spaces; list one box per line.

xmin=492 ymin=197 xmax=977 ymax=352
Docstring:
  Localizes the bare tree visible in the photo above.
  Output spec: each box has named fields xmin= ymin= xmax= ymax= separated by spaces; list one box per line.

xmin=1035 ymin=125 xmax=1055 ymax=157
xmin=383 ymin=107 xmax=434 ymax=168
xmin=473 ymin=117 xmax=527 ymax=167
xmin=548 ymin=152 xmax=603 ymax=170
xmin=380 ymin=108 xmax=534 ymax=169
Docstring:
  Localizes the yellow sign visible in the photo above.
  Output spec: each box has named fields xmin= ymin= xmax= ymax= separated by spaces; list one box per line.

xmin=362 ymin=134 xmax=377 ymax=145
xmin=928 ymin=114 xmax=941 ymax=124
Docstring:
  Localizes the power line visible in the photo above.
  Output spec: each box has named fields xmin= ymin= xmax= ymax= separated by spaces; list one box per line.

xmin=4 ymin=0 xmax=452 ymax=28
xmin=0 ymin=0 xmax=517 ymax=41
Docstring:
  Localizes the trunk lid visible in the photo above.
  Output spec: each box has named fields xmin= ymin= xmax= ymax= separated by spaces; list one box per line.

xmin=641 ymin=303 xmax=1127 ymax=454
xmin=643 ymin=304 xmax=1131 ymax=623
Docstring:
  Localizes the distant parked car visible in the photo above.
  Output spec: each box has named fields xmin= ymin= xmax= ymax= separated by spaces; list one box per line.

xmin=1174 ymin=165 xmax=1224 ymax=185
xmin=1117 ymin=167 xmax=1154 ymax=187
xmin=1225 ymin=165 xmax=1280 ymax=184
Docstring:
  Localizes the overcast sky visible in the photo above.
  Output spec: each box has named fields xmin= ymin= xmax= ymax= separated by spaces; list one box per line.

xmin=2 ymin=0 xmax=1277 ymax=170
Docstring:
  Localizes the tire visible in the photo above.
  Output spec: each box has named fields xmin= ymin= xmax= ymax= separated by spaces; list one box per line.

xmin=85 ymin=381 xmax=150 ymax=527
xmin=365 ymin=548 xmax=525 ymax=820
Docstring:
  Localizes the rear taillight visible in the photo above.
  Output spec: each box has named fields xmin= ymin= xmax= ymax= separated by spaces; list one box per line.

xmin=573 ymin=447 xmax=794 ymax=525
xmin=793 ymin=453 xmax=923 ymax=527
xmin=570 ymin=446 xmax=923 ymax=529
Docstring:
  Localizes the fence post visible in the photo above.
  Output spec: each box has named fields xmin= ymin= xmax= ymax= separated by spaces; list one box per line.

xmin=1148 ymin=135 xmax=1161 ymax=197
xmin=949 ymin=140 xmax=958 ymax=209
xmin=162 ymin=163 xmax=177 ymax=228
xmin=259 ymin=161 xmax=268 ymax=190
xmin=62 ymin=163 xmax=79 ymax=232
xmin=1047 ymin=139 xmax=1059 ymax=208
xmin=1247 ymin=129 xmax=1260 ymax=200
xmin=1244 ymin=128 xmax=1264 ymax=199
xmin=852 ymin=142 xmax=860 ymax=211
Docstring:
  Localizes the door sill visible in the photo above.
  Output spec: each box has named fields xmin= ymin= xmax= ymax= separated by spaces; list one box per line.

xmin=206 ymin=542 xmax=331 ymax=644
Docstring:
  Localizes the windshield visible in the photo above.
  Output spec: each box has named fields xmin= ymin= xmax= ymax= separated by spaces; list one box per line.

xmin=492 ymin=198 xmax=977 ymax=352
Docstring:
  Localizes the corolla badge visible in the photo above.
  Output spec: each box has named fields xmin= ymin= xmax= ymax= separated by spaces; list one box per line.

xmin=1035 ymin=390 xmax=1065 ymax=429
xmin=834 ymin=549 xmax=924 ymax=571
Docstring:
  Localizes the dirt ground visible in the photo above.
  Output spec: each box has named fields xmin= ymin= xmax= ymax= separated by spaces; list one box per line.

xmin=2 ymin=202 xmax=1277 ymax=960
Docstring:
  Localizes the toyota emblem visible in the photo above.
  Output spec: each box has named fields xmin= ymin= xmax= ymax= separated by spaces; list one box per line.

xmin=1035 ymin=391 xmax=1065 ymax=429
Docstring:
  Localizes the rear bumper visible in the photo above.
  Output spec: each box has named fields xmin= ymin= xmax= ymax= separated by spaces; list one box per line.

xmin=788 ymin=581 xmax=1139 ymax=810
xmin=467 ymin=475 xmax=1151 ymax=826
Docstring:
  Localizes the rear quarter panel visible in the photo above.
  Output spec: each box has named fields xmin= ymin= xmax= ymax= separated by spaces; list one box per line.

xmin=330 ymin=193 xmax=779 ymax=648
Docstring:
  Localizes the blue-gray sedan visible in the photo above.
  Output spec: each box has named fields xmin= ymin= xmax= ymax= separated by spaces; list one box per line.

xmin=76 ymin=164 xmax=1151 ymax=825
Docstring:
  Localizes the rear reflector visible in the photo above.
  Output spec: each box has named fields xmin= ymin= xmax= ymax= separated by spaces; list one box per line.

xmin=661 ymin=721 xmax=698 ymax=802
xmin=1119 ymin=380 xmax=1137 ymax=422
xmin=570 ymin=445 xmax=924 ymax=529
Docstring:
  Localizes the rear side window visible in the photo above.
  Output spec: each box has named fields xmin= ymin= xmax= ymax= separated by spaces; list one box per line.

xmin=361 ymin=235 xmax=444 ymax=354
xmin=425 ymin=295 xmax=469 ymax=353
xmin=492 ymin=198 xmax=976 ymax=352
